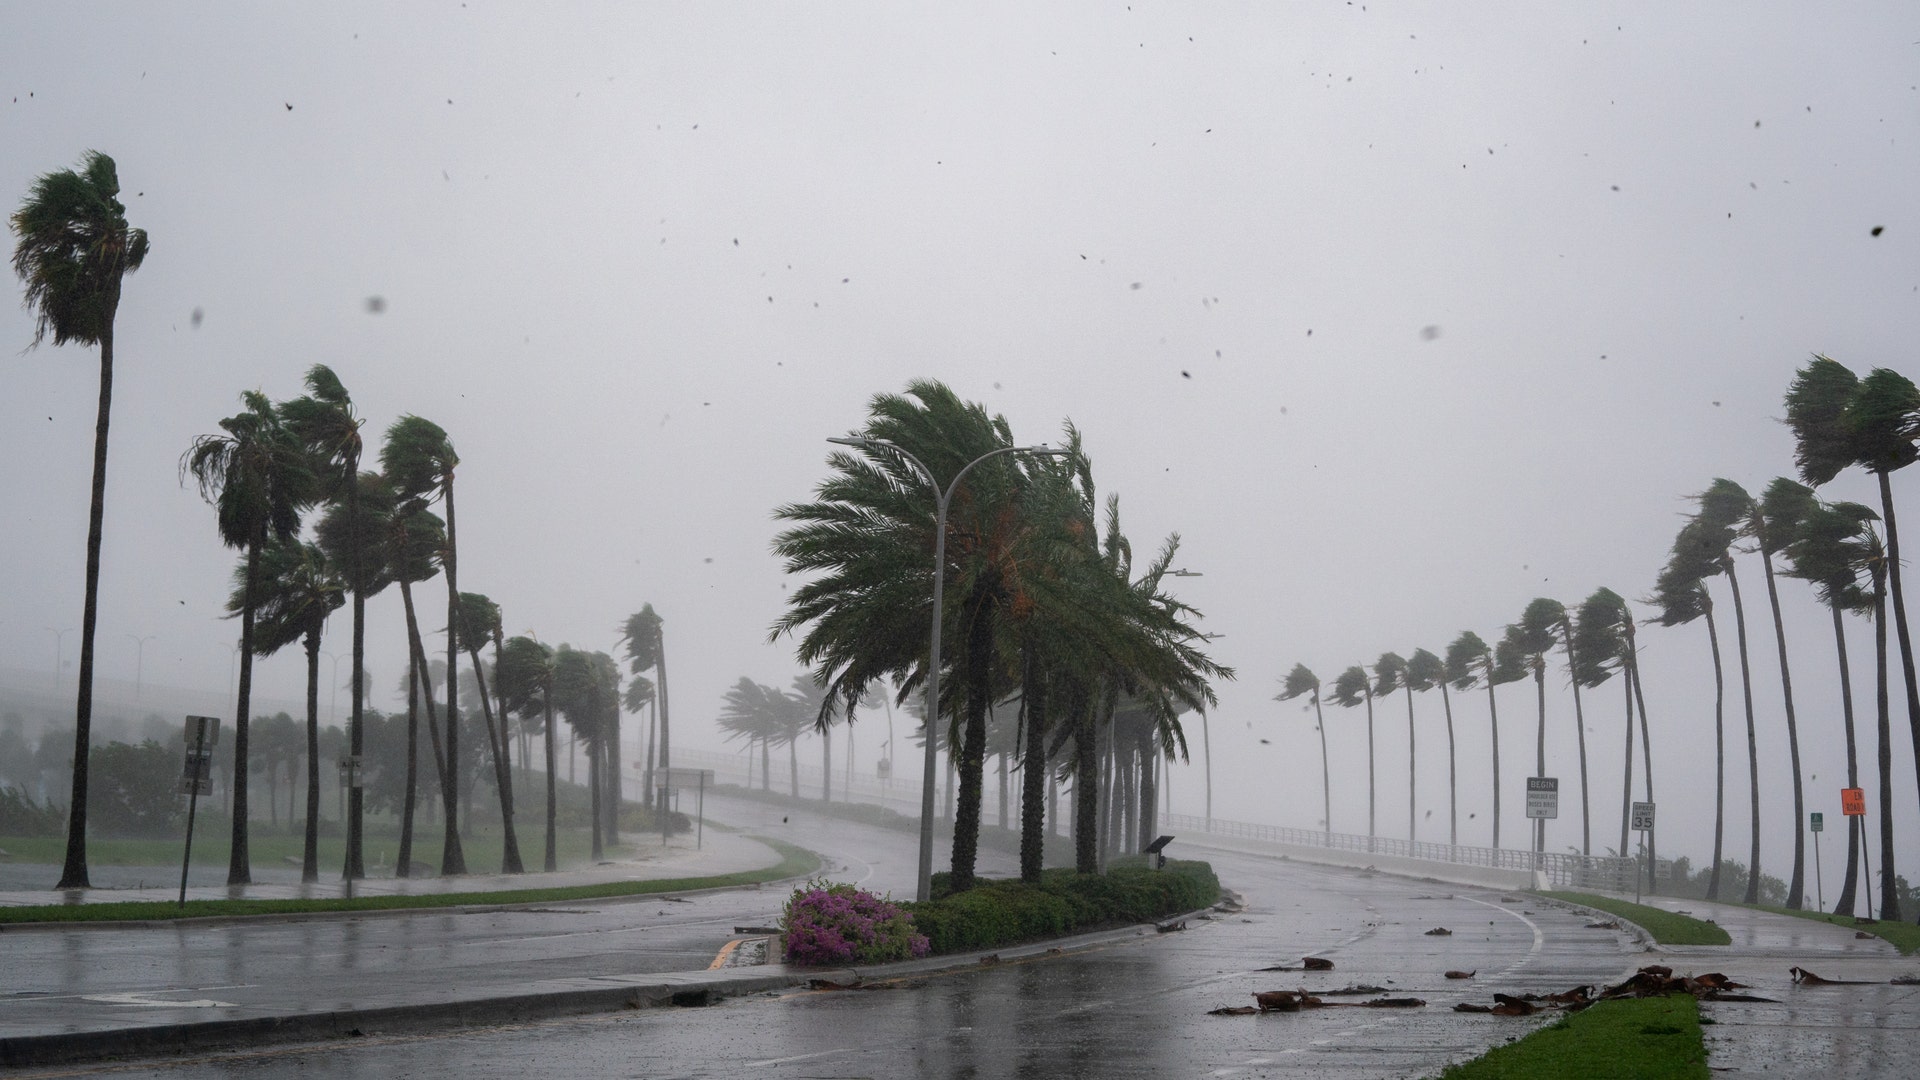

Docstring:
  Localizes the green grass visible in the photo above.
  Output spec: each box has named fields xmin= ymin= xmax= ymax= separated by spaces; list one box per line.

xmin=1436 ymin=994 xmax=1708 ymax=1079
xmin=1751 ymin=904 xmax=1920 ymax=955
xmin=0 ymin=838 xmax=817 ymax=924
xmin=1541 ymin=892 xmax=1732 ymax=946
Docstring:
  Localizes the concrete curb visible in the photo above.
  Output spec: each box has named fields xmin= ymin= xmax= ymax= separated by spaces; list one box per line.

xmin=1528 ymin=894 xmax=1665 ymax=953
xmin=0 ymin=911 xmax=1206 ymax=1068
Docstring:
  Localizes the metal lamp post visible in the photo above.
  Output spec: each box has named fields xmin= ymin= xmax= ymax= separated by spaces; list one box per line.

xmin=46 ymin=627 xmax=75 ymax=691
xmin=125 ymin=633 xmax=156 ymax=700
xmin=828 ymin=436 xmax=1067 ymax=902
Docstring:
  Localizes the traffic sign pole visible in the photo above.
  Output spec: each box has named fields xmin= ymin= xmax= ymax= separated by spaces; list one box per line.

xmin=177 ymin=716 xmax=219 ymax=907
xmin=1812 ymin=813 xmax=1824 ymax=912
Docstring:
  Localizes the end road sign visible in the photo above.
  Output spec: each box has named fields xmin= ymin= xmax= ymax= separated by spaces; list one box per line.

xmin=1525 ymin=777 xmax=1559 ymax=820
xmin=1841 ymin=788 xmax=1867 ymax=816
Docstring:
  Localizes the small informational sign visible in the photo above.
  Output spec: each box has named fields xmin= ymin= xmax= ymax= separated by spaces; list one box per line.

xmin=177 ymin=716 xmax=219 ymax=796
xmin=1525 ymin=776 xmax=1559 ymax=820
xmin=337 ymin=756 xmax=363 ymax=789
xmin=1811 ymin=811 xmax=1824 ymax=833
xmin=1631 ymin=801 xmax=1656 ymax=832
xmin=1841 ymin=788 xmax=1867 ymax=816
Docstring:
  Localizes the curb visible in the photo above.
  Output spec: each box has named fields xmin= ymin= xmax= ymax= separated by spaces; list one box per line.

xmin=0 ymin=910 xmax=1207 ymax=1069
xmin=1529 ymin=894 xmax=1664 ymax=953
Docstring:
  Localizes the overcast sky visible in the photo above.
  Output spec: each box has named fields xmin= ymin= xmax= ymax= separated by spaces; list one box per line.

xmin=5 ymin=2 xmax=1919 ymax=885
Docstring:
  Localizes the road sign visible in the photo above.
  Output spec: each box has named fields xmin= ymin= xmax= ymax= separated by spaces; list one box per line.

xmin=337 ymin=756 xmax=363 ymax=789
xmin=1811 ymin=811 xmax=1824 ymax=833
xmin=177 ymin=716 xmax=219 ymax=796
xmin=1525 ymin=777 xmax=1559 ymax=820
xmin=1842 ymin=788 xmax=1867 ymax=816
xmin=1631 ymin=801 xmax=1656 ymax=831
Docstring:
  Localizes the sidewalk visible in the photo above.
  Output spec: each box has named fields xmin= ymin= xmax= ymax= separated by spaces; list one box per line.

xmin=0 ymin=826 xmax=782 ymax=912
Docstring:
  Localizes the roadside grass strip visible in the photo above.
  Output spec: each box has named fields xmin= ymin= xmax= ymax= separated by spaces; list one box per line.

xmin=1540 ymin=892 xmax=1732 ymax=946
xmin=1436 ymin=994 xmax=1709 ymax=1080
xmin=1751 ymin=904 xmax=1920 ymax=955
xmin=0 ymin=839 xmax=817 ymax=924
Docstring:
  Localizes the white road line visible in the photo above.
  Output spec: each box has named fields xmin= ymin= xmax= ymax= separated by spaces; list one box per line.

xmin=1457 ymin=894 xmax=1543 ymax=977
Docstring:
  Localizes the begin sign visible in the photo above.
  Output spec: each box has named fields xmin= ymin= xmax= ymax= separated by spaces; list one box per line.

xmin=1525 ymin=777 xmax=1559 ymax=820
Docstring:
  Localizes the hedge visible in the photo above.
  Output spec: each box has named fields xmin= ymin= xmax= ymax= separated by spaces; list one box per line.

xmin=902 ymin=859 xmax=1219 ymax=955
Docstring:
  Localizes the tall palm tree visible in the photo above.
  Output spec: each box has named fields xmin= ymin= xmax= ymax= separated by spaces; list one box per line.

xmin=229 ymin=538 xmax=342 ymax=882
xmin=1407 ymin=648 xmax=1451 ymax=847
xmin=1446 ymin=631 xmax=1524 ymax=849
xmin=1699 ymin=479 xmax=1767 ymax=903
xmin=1573 ymin=588 xmax=1638 ymax=861
xmin=366 ymin=477 xmax=448 ymax=877
xmin=1860 ymin=529 xmax=1901 ymax=919
xmin=1784 ymin=499 xmax=1881 ymax=915
xmin=382 ymin=416 xmax=467 ymax=875
xmin=1328 ymin=665 xmax=1376 ymax=849
xmin=497 ymin=635 xmax=557 ymax=871
xmin=11 ymin=151 xmax=149 ymax=889
xmin=717 ymin=677 xmax=784 ymax=790
xmin=1277 ymin=664 xmax=1330 ymax=841
xmin=283 ymin=367 xmax=370 ymax=879
xmin=1649 ymin=519 xmax=1732 ymax=898
xmin=619 ymin=605 xmax=670 ymax=826
xmin=1751 ymin=478 xmax=1817 ymax=908
xmin=553 ymin=646 xmax=619 ymax=861
xmin=1373 ymin=653 xmax=1417 ymax=844
xmin=1509 ymin=603 xmax=1562 ymax=857
xmin=184 ymin=391 xmax=315 ymax=885
xmin=1787 ymin=357 xmax=1920 ymax=851
xmin=455 ymin=592 xmax=522 ymax=873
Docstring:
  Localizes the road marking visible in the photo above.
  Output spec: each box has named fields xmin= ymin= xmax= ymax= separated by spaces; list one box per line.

xmin=744 ymin=1048 xmax=847 ymax=1067
xmin=79 ymin=992 xmax=236 ymax=1008
xmin=1457 ymin=894 xmax=1543 ymax=977
xmin=709 ymin=937 xmax=743 ymax=969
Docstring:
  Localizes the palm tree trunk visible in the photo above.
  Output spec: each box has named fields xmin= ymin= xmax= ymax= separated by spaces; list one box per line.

xmin=1725 ymin=564 xmax=1764 ymax=904
xmin=229 ymin=534 xmax=262 ymax=886
xmin=1364 ymin=685 xmax=1377 ymax=852
xmin=1876 ymin=471 xmax=1920 ymax=857
xmin=643 ymin=695 xmax=657 ymax=808
xmin=1831 ymin=605 xmax=1862 ymax=916
xmin=1562 ymin=619 xmax=1592 ymax=858
xmin=822 ymin=725 xmax=832 ymax=803
xmin=1629 ymin=658 xmax=1658 ymax=891
xmin=1020 ymin=661 xmax=1050 ymax=882
xmin=653 ymin=628 xmax=672 ymax=830
xmin=1439 ymin=682 xmax=1457 ymax=849
xmin=1485 ymin=664 xmax=1501 ymax=850
xmin=303 ymin=626 xmax=322 ymax=883
xmin=949 ymin=607 xmax=994 ymax=891
xmin=1704 ymin=598 xmax=1728 ymax=900
xmin=542 ymin=697 xmax=557 ymax=872
xmin=440 ymin=477 xmax=466 ymax=876
xmin=587 ymin=733 xmax=603 ymax=862
xmin=1874 ymin=579 xmax=1901 ymax=919
xmin=1072 ymin=688 xmax=1098 ymax=874
xmin=1313 ymin=694 xmax=1331 ymax=843
xmin=467 ymin=645 xmax=522 ymax=873
xmin=345 ymin=476 xmax=366 ymax=883
xmin=761 ymin=737 xmax=771 ymax=791
xmin=1404 ymin=686 xmax=1417 ymax=845
xmin=1618 ymin=670 xmax=1635 ymax=859
xmin=1533 ymin=664 xmax=1546 ymax=858
xmin=56 ymin=318 xmax=114 ymax=891
xmin=398 ymin=637 xmax=419 ymax=877
xmin=1759 ymin=550 xmax=1808 ymax=908
xmin=789 ymin=737 xmax=800 ymax=798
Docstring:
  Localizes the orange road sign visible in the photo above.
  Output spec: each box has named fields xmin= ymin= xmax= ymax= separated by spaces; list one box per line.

xmin=1841 ymin=788 xmax=1867 ymax=816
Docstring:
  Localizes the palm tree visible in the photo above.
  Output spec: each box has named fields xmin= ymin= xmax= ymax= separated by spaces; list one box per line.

xmin=1407 ymin=648 xmax=1451 ymax=846
xmin=11 ymin=151 xmax=149 ymax=889
xmin=1573 ymin=588 xmax=1639 ymax=862
xmin=1784 ymin=499 xmax=1882 ymax=915
xmin=1446 ymin=631 xmax=1524 ymax=849
xmin=1509 ymin=603 xmax=1562 ymax=857
xmin=1328 ymin=665 xmax=1376 ymax=849
xmin=184 ymin=391 xmax=315 ymax=885
xmin=1373 ymin=653 xmax=1417 ymax=844
xmin=496 ymin=636 xmax=558 ymax=871
xmin=1649 ymin=519 xmax=1732 ymax=898
xmin=789 ymin=675 xmax=837 ymax=802
xmin=1751 ymin=478 xmax=1817 ymax=908
xmin=382 ymin=416 xmax=467 ymax=876
xmin=1698 ymin=479 xmax=1767 ymax=903
xmin=229 ymin=538 xmax=342 ymax=882
xmin=1787 ymin=357 xmax=1920 ymax=859
xmin=455 ymin=592 xmax=522 ymax=873
xmin=553 ymin=646 xmax=619 ymax=861
xmin=284 ymin=367 xmax=370 ymax=879
xmin=718 ymin=678 xmax=784 ymax=790
xmin=618 ymin=606 xmax=670 ymax=827
xmin=1277 ymin=664 xmax=1330 ymax=841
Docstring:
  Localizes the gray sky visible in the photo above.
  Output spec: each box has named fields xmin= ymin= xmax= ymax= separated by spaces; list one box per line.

xmin=5 ymin=2 xmax=1919 ymax=882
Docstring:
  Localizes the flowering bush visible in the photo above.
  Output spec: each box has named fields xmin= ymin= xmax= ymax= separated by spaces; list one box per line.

xmin=781 ymin=878 xmax=931 ymax=966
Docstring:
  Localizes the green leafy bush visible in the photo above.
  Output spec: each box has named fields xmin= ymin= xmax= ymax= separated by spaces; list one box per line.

xmin=904 ymin=860 xmax=1218 ymax=955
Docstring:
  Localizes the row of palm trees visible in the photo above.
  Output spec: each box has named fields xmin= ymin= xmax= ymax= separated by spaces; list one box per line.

xmin=1282 ymin=356 xmax=1919 ymax=920
xmin=770 ymin=381 xmax=1231 ymax=889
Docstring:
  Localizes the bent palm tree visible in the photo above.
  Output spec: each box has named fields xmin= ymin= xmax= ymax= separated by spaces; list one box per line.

xmin=11 ymin=151 xmax=149 ymax=889
xmin=497 ymin=636 xmax=558 ymax=871
xmin=1753 ymin=478 xmax=1816 ymax=907
xmin=1328 ymin=665 xmax=1376 ymax=849
xmin=456 ymin=592 xmax=522 ymax=873
xmin=619 ymin=606 xmax=670 ymax=827
xmin=184 ymin=391 xmax=314 ymax=885
xmin=1373 ymin=653 xmax=1417 ymax=844
xmin=1447 ymin=631 xmax=1524 ymax=849
xmin=1277 ymin=664 xmax=1330 ymax=840
xmin=231 ymin=539 xmax=342 ymax=882
xmin=1699 ymin=479 xmax=1766 ymax=903
xmin=1407 ymin=648 xmax=1451 ymax=847
xmin=1649 ymin=519 xmax=1732 ymax=898
xmin=1509 ymin=604 xmax=1561 ymax=858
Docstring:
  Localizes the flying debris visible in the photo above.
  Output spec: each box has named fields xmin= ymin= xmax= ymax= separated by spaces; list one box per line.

xmin=365 ymin=296 xmax=387 ymax=314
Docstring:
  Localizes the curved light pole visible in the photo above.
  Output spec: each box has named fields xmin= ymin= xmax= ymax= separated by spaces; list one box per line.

xmin=829 ymin=436 xmax=1067 ymax=902
xmin=125 ymin=633 xmax=157 ymax=700
xmin=321 ymin=650 xmax=342 ymax=726
xmin=46 ymin=627 xmax=75 ymax=692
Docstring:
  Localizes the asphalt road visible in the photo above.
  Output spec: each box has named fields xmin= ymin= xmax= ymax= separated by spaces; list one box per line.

xmin=6 ymin=796 xmax=1644 ymax=1078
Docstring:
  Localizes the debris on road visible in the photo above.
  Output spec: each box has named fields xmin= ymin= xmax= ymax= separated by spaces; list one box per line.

xmin=1156 ymin=920 xmax=1187 ymax=933
xmin=1249 ymin=990 xmax=1427 ymax=1012
xmin=1584 ymin=920 xmax=1622 ymax=929
xmin=1424 ymin=927 xmax=1452 ymax=936
xmin=1304 ymin=956 xmax=1334 ymax=970
xmin=1318 ymin=984 xmax=1391 ymax=996
xmin=1445 ymin=970 xmax=1476 ymax=980
xmin=1790 ymin=966 xmax=1876 ymax=986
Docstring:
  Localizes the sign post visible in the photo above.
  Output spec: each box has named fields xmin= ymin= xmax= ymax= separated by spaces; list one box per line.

xmin=1630 ymin=802 xmax=1656 ymax=903
xmin=652 ymin=767 xmax=714 ymax=849
xmin=337 ymin=756 xmax=363 ymax=898
xmin=1810 ymin=811 xmax=1825 ymax=912
xmin=1842 ymin=788 xmax=1869 ymax=919
xmin=1525 ymin=778 xmax=1558 ymax=875
xmin=177 ymin=716 xmax=220 ymax=906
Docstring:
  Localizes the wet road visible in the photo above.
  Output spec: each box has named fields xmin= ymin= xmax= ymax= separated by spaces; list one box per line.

xmin=12 ymin=826 xmax=1642 ymax=1078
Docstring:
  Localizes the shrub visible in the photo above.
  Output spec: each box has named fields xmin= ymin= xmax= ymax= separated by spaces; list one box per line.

xmin=781 ymin=879 xmax=931 ymax=966
xmin=906 ymin=860 xmax=1220 ymax=955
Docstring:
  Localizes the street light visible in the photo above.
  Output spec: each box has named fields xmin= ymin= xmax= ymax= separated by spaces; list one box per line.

xmin=321 ymin=650 xmax=342 ymax=726
xmin=125 ymin=633 xmax=156 ymax=700
xmin=829 ymin=435 xmax=1069 ymax=902
xmin=45 ymin=627 xmax=75 ymax=692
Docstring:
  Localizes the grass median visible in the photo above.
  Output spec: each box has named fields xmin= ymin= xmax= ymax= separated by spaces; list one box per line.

xmin=1750 ymin=905 xmax=1920 ymax=954
xmin=1437 ymin=994 xmax=1708 ymax=1079
xmin=0 ymin=838 xmax=817 ymax=925
xmin=1539 ymin=892 xmax=1732 ymax=946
